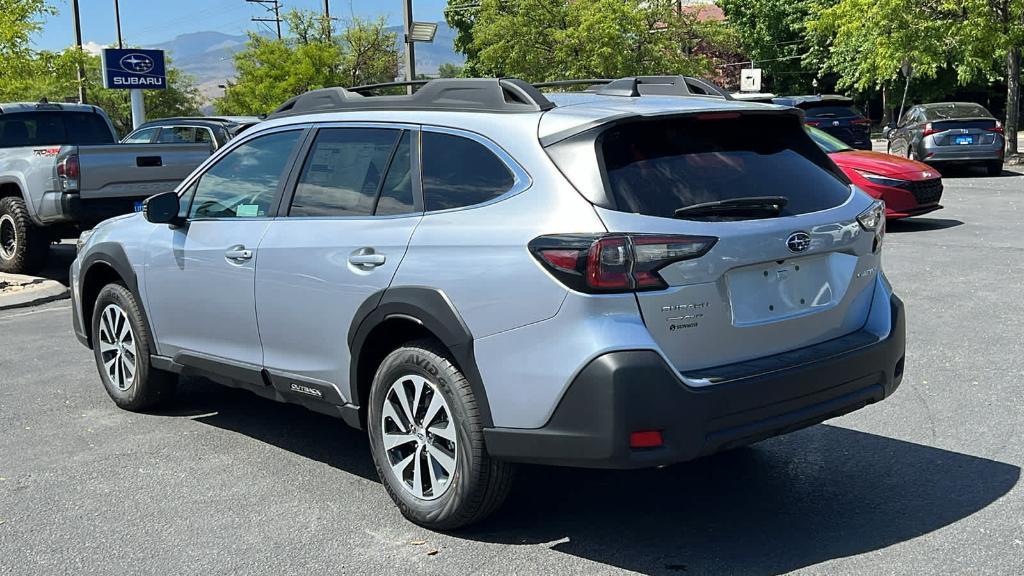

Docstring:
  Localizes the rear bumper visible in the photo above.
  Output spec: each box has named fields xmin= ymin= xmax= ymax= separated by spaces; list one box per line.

xmin=37 ymin=192 xmax=144 ymax=226
xmin=485 ymin=295 xmax=906 ymax=469
xmin=920 ymin=142 xmax=1004 ymax=163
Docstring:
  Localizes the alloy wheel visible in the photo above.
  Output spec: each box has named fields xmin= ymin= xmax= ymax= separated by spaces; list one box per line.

xmin=380 ymin=374 xmax=458 ymax=501
xmin=97 ymin=303 xmax=138 ymax=392
xmin=0 ymin=214 xmax=16 ymax=261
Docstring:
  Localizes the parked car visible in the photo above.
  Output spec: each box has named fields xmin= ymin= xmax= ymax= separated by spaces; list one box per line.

xmin=807 ymin=126 xmax=942 ymax=219
xmin=0 ymin=101 xmax=213 ymax=273
xmin=122 ymin=116 xmax=261 ymax=150
xmin=884 ymin=102 xmax=1005 ymax=176
xmin=71 ymin=77 xmax=905 ymax=529
xmin=773 ymin=95 xmax=872 ymax=150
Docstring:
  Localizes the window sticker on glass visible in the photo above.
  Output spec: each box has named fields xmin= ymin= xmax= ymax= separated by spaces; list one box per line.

xmin=236 ymin=204 xmax=260 ymax=218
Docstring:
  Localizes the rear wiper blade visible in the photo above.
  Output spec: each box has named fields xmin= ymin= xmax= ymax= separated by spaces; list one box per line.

xmin=674 ymin=196 xmax=788 ymax=219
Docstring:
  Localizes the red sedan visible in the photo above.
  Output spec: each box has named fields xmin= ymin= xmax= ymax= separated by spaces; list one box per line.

xmin=808 ymin=126 xmax=943 ymax=219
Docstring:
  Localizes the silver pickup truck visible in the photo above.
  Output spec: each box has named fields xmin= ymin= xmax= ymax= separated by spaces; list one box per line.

xmin=0 ymin=101 xmax=212 ymax=273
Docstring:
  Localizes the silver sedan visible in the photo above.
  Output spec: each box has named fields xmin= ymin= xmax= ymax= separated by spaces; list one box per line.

xmin=884 ymin=102 xmax=1005 ymax=176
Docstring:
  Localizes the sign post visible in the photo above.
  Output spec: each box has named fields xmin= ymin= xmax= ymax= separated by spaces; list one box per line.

xmin=100 ymin=48 xmax=167 ymax=129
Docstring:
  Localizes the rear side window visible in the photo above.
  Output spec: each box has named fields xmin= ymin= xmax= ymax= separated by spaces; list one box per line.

xmin=0 ymin=111 xmax=114 ymax=148
xmin=599 ymin=115 xmax=851 ymax=219
xmin=289 ymin=128 xmax=403 ymax=217
xmin=157 ymin=126 xmax=210 ymax=144
xmin=422 ymin=132 xmax=514 ymax=212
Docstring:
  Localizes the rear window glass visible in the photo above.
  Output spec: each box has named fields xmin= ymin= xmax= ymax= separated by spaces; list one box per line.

xmin=422 ymin=132 xmax=514 ymax=212
xmin=806 ymin=126 xmax=852 ymax=153
xmin=923 ymin=104 xmax=992 ymax=120
xmin=600 ymin=115 xmax=851 ymax=219
xmin=0 ymin=111 xmax=114 ymax=148
xmin=803 ymin=106 xmax=862 ymax=118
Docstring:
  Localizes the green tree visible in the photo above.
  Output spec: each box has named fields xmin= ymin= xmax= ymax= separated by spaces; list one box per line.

xmin=807 ymin=0 xmax=1022 ymax=154
xmin=3 ymin=50 xmax=201 ymax=137
xmin=437 ymin=62 xmax=464 ymax=78
xmin=216 ymin=10 xmax=399 ymax=116
xmin=0 ymin=0 xmax=54 ymax=84
xmin=459 ymin=0 xmax=716 ymax=82
xmin=717 ymin=0 xmax=829 ymax=94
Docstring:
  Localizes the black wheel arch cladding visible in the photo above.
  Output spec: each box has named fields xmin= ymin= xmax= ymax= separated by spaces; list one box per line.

xmin=79 ymin=242 xmax=158 ymax=354
xmin=349 ymin=286 xmax=494 ymax=428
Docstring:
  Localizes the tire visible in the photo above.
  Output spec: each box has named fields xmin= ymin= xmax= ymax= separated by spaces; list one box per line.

xmin=367 ymin=340 xmax=514 ymax=530
xmin=0 ymin=196 xmax=50 ymax=274
xmin=985 ymin=160 xmax=1003 ymax=176
xmin=90 ymin=283 xmax=176 ymax=411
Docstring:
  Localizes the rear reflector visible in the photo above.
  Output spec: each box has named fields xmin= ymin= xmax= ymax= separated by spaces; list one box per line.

xmin=531 ymin=233 xmax=717 ymax=294
xmin=630 ymin=430 xmax=663 ymax=449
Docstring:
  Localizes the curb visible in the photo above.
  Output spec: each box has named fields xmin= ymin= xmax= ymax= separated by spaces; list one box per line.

xmin=0 ymin=273 xmax=70 ymax=311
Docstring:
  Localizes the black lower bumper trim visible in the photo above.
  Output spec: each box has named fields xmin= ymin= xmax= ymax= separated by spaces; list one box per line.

xmin=61 ymin=194 xmax=147 ymax=226
xmin=485 ymin=296 xmax=906 ymax=469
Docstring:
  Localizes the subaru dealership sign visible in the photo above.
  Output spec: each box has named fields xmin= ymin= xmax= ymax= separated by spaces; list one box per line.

xmin=101 ymin=48 xmax=166 ymax=90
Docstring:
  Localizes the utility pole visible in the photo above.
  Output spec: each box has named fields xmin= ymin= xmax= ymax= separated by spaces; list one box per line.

xmin=248 ymin=0 xmax=283 ymax=40
xmin=71 ymin=0 xmax=87 ymax=103
xmin=323 ymin=0 xmax=332 ymax=41
xmin=402 ymin=0 xmax=416 ymax=92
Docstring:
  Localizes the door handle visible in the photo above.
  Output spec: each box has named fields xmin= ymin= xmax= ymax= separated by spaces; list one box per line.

xmin=225 ymin=246 xmax=253 ymax=262
xmin=349 ymin=249 xmax=386 ymax=268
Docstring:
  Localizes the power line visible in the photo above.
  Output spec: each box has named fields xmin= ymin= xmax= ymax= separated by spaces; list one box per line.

xmin=247 ymin=0 xmax=282 ymax=40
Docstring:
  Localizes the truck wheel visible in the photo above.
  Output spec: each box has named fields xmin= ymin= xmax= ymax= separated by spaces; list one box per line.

xmin=0 ymin=196 xmax=50 ymax=274
xmin=91 ymin=283 xmax=176 ymax=411
xmin=367 ymin=340 xmax=514 ymax=530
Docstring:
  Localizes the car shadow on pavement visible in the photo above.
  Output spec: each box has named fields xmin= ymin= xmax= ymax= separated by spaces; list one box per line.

xmin=164 ymin=376 xmax=379 ymax=482
xmin=36 ymin=242 xmax=76 ymax=286
xmin=459 ymin=425 xmax=1019 ymax=576
xmin=886 ymin=218 xmax=964 ymax=233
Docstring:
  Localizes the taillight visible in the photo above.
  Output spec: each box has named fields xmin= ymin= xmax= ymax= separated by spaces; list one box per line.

xmin=529 ymin=233 xmax=717 ymax=294
xmin=805 ymin=120 xmax=821 ymax=127
xmin=921 ymin=123 xmax=942 ymax=137
xmin=851 ymin=118 xmax=871 ymax=126
xmin=57 ymin=154 xmax=80 ymax=192
xmin=987 ymin=121 xmax=1004 ymax=134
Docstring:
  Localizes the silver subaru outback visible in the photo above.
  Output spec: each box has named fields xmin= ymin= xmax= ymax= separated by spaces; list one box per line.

xmin=71 ymin=77 xmax=905 ymax=529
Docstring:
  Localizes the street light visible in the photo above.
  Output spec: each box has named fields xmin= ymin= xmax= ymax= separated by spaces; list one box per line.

xmin=408 ymin=21 xmax=437 ymax=43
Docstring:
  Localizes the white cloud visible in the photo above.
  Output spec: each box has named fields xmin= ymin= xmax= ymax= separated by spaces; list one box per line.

xmin=82 ymin=41 xmax=106 ymax=56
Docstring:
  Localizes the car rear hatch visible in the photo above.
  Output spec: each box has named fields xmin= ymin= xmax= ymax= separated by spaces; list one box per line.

xmin=544 ymin=110 xmax=884 ymax=375
xmin=927 ymin=118 xmax=1001 ymax=147
xmin=801 ymin=103 xmax=870 ymax=145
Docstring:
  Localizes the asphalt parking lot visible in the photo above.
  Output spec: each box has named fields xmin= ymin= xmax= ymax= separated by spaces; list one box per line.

xmin=1 ymin=166 xmax=1023 ymax=575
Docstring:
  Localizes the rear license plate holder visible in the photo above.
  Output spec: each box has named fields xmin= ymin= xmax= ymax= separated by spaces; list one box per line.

xmin=133 ymin=200 xmax=145 ymax=213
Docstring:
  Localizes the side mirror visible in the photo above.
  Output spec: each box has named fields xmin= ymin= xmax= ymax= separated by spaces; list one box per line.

xmin=143 ymin=191 xmax=183 ymax=226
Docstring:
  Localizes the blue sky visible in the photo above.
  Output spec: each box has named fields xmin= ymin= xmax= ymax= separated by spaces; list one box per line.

xmin=34 ymin=0 xmax=449 ymax=51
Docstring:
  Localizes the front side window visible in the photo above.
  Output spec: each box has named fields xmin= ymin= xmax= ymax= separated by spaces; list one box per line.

xmin=289 ymin=128 xmax=402 ymax=217
xmin=123 ymin=127 xmax=158 ymax=144
xmin=421 ymin=132 xmax=514 ymax=212
xmin=188 ymin=130 xmax=301 ymax=219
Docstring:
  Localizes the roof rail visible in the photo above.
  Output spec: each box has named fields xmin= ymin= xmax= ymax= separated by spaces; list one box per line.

xmin=590 ymin=76 xmax=733 ymax=100
xmin=347 ymin=80 xmax=430 ymax=94
xmin=266 ymin=78 xmax=555 ymax=119
xmin=532 ymin=79 xmax=613 ymax=89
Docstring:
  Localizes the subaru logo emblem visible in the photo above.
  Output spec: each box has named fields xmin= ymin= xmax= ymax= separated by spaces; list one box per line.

xmin=120 ymin=53 xmax=154 ymax=74
xmin=787 ymin=231 xmax=811 ymax=253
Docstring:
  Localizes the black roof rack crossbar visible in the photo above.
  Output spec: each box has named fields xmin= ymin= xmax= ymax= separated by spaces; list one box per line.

xmin=591 ymin=76 xmax=732 ymax=100
xmin=348 ymin=80 xmax=431 ymax=94
xmin=266 ymin=78 xmax=555 ymax=118
xmin=532 ymin=79 xmax=613 ymax=89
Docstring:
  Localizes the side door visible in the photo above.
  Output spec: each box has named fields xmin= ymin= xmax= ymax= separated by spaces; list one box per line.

xmin=144 ymin=126 xmax=307 ymax=368
xmin=891 ymin=108 xmax=914 ymax=155
xmin=255 ymin=124 xmax=421 ymax=401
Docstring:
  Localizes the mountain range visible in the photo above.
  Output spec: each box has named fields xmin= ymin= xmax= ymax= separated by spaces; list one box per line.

xmin=152 ymin=23 xmax=464 ymax=103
